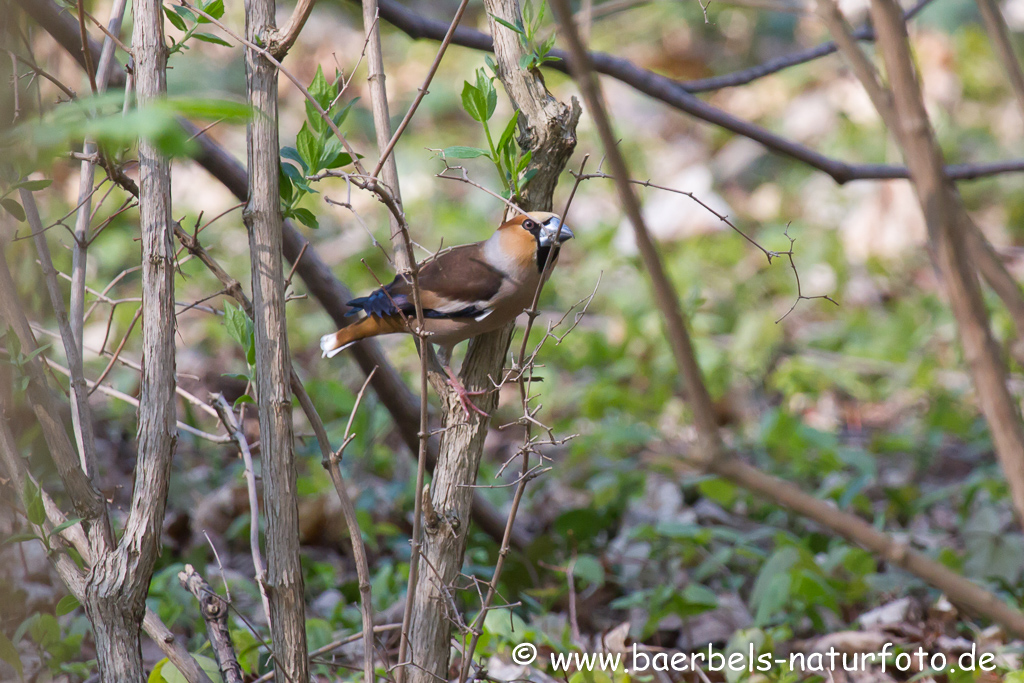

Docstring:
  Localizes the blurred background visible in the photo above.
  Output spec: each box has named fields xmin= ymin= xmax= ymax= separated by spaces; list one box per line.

xmin=4 ymin=0 xmax=1024 ymax=679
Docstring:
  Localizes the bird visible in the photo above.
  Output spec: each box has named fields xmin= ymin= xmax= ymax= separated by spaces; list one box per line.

xmin=320 ymin=211 xmax=574 ymax=418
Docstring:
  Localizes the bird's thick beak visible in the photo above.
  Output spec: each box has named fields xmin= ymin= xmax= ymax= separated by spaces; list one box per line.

xmin=540 ymin=220 xmax=574 ymax=247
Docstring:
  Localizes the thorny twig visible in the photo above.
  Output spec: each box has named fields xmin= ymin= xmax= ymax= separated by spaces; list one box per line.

xmin=775 ymin=225 xmax=839 ymax=323
xmin=572 ymin=171 xmax=838 ymax=321
xmin=210 ymin=394 xmax=273 ymax=624
xmin=372 ymin=0 xmax=472 ymax=178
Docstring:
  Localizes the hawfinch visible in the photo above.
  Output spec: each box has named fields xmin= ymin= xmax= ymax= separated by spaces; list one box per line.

xmin=320 ymin=212 xmax=574 ymax=416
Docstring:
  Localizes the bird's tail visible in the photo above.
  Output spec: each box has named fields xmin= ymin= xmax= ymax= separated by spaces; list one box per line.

xmin=320 ymin=316 xmax=404 ymax=358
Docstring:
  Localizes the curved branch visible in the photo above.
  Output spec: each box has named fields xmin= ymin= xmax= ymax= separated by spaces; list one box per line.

xmin=368 ymin=0 xmax=1024 ymax=185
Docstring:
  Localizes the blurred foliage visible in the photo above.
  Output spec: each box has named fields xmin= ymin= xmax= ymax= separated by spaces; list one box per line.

xmin=5 ymin=0 xmax=1024 ymax=680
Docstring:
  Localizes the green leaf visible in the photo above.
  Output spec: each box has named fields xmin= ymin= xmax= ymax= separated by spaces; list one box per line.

xmin=149 ymin=658 xmax=167 ymax=683
xmin=233 ymin=394 xmax=255 ymax=407
xmin=290 ymin=207 xmax=319 ymax=229
xmin=23 ymin=479 xmax=44 ymax=526
xmin=331 ymin=97 xmax=358 ymax=127
xmin=572 ymin=554 xmax=605 ymax=587
xmin=12 ymin=178 xmax=52 ymax=192
xmin=541 ymin=33 xmax=556 ymax=56
xmin=164 ymin=6 xmax=188 ymax=31
xmin=199 ymin=0 xmax=225 ymax=20
xmin=497 ymin=110 xmax=520 ymax=154
xmin=0 ymin=632 xmax=22 ymax=680
xmin=319 ymin=136 xmax=355 ymax=171
xmin=281 ymin=146 xmax=307 ymax=172
xmin=461 ymin=82 xmax=487 ymax=123
xmin=50 ymin=517 xmax=84 ymax=537
xmin=17 ymin=93 xmax=250 ymax=161
xmin=296 ymin=122 xmax=320 ymax=174
xmin=516 ymin=149 xmax=533 ymax=173
xmin=158 ymin=656 xmax=224 ymax=683
xmin=522 ymin=0 xmax=535 ymax=30
xmin=55 ymin=594 xmax=80 ymax=616
xmin=321 ymin=150 xmax=355 ymax=170
xmin=490 ymin=14 xmax=525 ymax=35
xmin=519 ymin=53 xmax=536 ymax=71
xmin=308 ymin=65 xmax=334 ymax=111
xmin=172 ymin=5 xmax=196 ymax=19
xmin=2 ymin=198 xmax=25 ymax=222
xmin=2 ymin=533 xmax=41 ymax=546
xmin=166 ymin=97 xmax=250 ymax=121
xmin=196 ymin=655 xmax=224 ymax=683
xmin=750 ymin=547 xmax=798 ymax=625
xmin=440 ymin=146 xmax=490 ymax=159
xmin=281 ymin=162 xmax=313 ymax=194
xmin=28 ymin=614 xmax=59 ymax=650
xmin=162 ymin=660 xmax=187 ymax=683
xmin=223 ymin=302 xmax=255 ymax=367
xmin=279 ymin=165 xmax=294 ymax=204
xmin=192 ymin=32 xmax=232 ymax=47
xmin=478 ymin=69 xmax=497 ymax=119
xmin=520 ymin=167 xmax=538 ymax=188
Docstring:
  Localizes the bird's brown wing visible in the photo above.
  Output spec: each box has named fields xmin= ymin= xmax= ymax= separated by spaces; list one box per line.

xmin=347 ymin=243 xmax=506 ymax=320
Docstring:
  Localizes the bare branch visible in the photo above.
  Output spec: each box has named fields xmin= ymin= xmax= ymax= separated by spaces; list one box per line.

xmin=211 ymin=395 xmax=272 ymax=623
xmin=70 ymin=0 xmax=128 ymax=376
xmin=322 ymin=369 xmax=378 ymax=683
xmin=22 ymin=189 xmax=101 ymax=483
xmin=974 ymin=0 xmax=1024 ymax=118
xmin=0 ymin=406 xmax=213 ymax=683
xmin=0 ymin=253 xmax=111 ymax=540
xmin=372 ymin=0 xmax=472 ymax=179
xmin=243 ymin=0 xmax=309 ymax=674
xmin=361 ymin=0 xmax=409 ymax=269
xmin=405 ymin=0 xmax=579 ymax=680
xmin=178 ymin=565 xmax=245 ymax=683
xmin=364 ymin=0 xmax=1024 ymax=185
xmin=819 ymin=0 xmax=1024 ymax=527
xmin=550 ymin=0 xmax=723 ymax=451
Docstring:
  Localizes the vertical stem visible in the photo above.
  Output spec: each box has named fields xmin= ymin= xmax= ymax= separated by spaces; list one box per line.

xmin=24 ymin=189 xmax=107 ymax=548
xmin=405 ymin=2 xmax=578 ymax=682
xmin=357 ymin=9 xmax=431 ymax=681
xmin=84 ymin=0 xmax=178 ymax=677
xmin=244 ymin=0 xmax=308 ymax=677
xmin=974 ymin=0 xmax=1024 ymax=118
xmin=549 ymin=0 xmax=723 ymax=457
xmin=68 ymin=0 xmax=128 ymax=480
xmin=361 ymin=0 xmax=407 ymax=268
xmin=868 ymin=0 xmax=1024 ymax=525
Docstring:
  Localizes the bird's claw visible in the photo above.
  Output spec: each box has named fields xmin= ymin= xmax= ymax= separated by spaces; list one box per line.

xmin=446 ymin=375 xmax=490 ymax=419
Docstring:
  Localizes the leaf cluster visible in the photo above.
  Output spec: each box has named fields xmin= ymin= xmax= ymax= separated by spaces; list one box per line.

xmin=279 ymin=66 xmax=360 ymax=230
xmin=163 ymin=0 xmax=232 ymax=56
xmin=442 ymin=68 xmax=535 ymax=201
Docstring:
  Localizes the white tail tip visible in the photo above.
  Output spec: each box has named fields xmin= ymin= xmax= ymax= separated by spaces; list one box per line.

xmin=320 ymin=333 xmax=356 ymax=359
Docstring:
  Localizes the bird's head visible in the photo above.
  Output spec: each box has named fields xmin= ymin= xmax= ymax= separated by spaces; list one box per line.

xmin=497 ymin=212 xmax=574 ymax=272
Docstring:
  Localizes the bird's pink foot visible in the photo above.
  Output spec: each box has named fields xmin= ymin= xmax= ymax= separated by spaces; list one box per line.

xmin=444 ymin=367 xmax=490 ymax=418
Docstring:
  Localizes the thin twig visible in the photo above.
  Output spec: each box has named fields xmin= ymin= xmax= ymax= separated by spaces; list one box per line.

xmin=322 ymin=369 xmax=379 ymax=683
xmin=211 ymin=394 xmax=272 ymax=624
xmin=372 ymin=0 xmax=472 ymax=178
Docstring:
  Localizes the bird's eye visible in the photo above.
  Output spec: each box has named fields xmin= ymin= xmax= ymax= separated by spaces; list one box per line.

xmin=523 ymin=219 xmax=536 ymax=230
